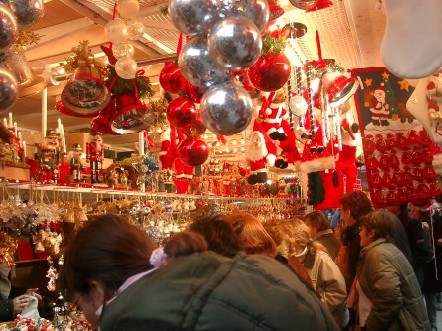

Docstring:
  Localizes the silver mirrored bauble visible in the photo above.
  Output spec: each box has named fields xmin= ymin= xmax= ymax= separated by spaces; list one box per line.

xmin=234 ymin=0 xmax=269 ymax=31
xmin=289 ymin=0 xmax=318 ymax=10
xmin=169 ymin=0 xmax=220 ymax=36
xmin=200 ymin=82 xmax=253 ymax=135
xmin=178 ymin=37 xmax=230 ymax=87
xmin=0 ymin=4 xmax=17 ymax=52
xmin=2 ymin=0 xmax=44 ymax=28
xmin=0 ymin=67 xmax=18 ymax=111
xmin=209 ymin=16 xmax=262 ymax=71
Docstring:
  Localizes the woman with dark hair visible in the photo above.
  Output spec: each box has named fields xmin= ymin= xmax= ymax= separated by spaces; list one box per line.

xmin=355 ymin=209 xmax=430 ymax=331
xmin=61 ymin=214 xmax=339 ymax=331
xmin=305 ymin=211 xmax=341 ymax=260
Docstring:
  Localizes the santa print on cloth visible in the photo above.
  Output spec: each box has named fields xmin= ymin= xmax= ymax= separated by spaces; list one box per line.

xmin=351 ymin=67 xmax=442 ymax=208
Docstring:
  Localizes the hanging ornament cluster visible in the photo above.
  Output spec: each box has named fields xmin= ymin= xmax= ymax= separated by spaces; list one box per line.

xmin=104 ymin=0 xmax=145 ymax=80
xmin=0 ymin=1 xmax=45 ymax=111
xmin=58 ymin=40 xmax=110 ymax=118
xmin=169 ymin=0 xmax=270 ymax=136
xmin=132 ymin=154 xmax=160 ymax=186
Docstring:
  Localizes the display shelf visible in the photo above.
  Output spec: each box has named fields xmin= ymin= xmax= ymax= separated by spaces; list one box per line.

xmin=0 ymin=180 xmax=292 ymax=202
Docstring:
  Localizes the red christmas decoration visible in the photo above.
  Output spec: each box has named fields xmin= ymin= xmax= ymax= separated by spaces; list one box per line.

xmin=167 ymin=97 xmax=198 ymax=129
xmin=248 ymin=53 xmax=291 ymax=92
xmin=159 ymin=63 xmax=187 ymax=94
xmin=179 ymin=136 xmax=209 ymax=167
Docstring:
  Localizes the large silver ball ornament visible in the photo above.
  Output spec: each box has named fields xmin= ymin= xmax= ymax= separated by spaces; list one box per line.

xmin=234 ymin=0 xmax=269 ymax=31
xmin=0 ymin=67 xmax=18 ymax=111
xmin=1 ymin=0 xmax=44 ymax=28
xmin=209 ymin=16 xmax=262 ymax=71
xmin=169 ymin=0 xmax=219 ymax=36
xmin=0 ymin=4 xmax=17 ymax=52
xmin=200 ymin=82 xmax=253 ymax=135
xmin=178 ymin=37 xmax=230 ymax=87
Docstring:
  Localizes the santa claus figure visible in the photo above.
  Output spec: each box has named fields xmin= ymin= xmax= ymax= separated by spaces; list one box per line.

xmin=159 ymin=128 xmax=174 ymax=170
xmin=369 ymin=85 xmax=390 ymax=127
xmin=86 ymin=131 xmax=104 ymax=184
xmin=245 ymin=131 xmax=276 ymax=184
xmin=336 ymin=115 xmax=360 ymax=193
xmin=427 ymin=72 xmax=442 ymax=128
xmin=258 ymin=90 xmax=289 ymax=141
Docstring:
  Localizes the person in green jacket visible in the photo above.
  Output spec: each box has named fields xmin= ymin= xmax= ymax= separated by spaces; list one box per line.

xmin=61 ymin=214 xmax=339 ymax=331
xmin=356 ymin=209 xmax=430 ymax=331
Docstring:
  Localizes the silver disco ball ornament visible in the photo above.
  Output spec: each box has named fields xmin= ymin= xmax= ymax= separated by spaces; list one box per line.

xmin=200 ymin=82 xmax=253 ymax=135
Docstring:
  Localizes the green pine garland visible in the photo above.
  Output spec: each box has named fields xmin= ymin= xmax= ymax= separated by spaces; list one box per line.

xmin=261 ymin=34 xmax=287 ymax=57
xmin=106 ymin=66 xmax=155 ymax=99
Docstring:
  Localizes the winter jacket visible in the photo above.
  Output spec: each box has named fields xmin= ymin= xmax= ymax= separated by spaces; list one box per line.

xmin=100 ymin=251 xmax=339 ymax=331
xmin=313 ymin=229 xmax=341 ymax=261
xmin=294 ymin=248 xmax=348 ymax=328
xmin=357 ymin=239 xmax=430 ymax=331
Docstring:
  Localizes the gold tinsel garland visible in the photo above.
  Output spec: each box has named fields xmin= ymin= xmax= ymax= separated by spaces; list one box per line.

xmin=0 ymin=231 xmax=18 ymax=266
xmin=261 ymin=34 xmax=287 ymax=57
xmin=63 ymin=40 xmax=108 ymax=79
xmin=15 ymin=30 xmax=42 ymax=50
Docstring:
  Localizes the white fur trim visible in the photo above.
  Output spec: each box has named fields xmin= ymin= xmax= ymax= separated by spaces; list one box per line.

xmin=299 ymin=156 xmax=335 ymax=173
xmin=266 ymin=154 xmax=276 ymax=167
xmin=266 ymin=108 xmax=272 ymax=116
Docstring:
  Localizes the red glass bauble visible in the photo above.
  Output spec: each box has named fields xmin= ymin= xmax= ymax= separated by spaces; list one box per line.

xmin=232 ymin=69 xmax=256 ymax=92
xmin=167 ymin=97 xmax=198 ymax=129
xmin=248 ymin=53 xmax=291 ymax=92
xmin=179 ymin=136 xmax=209 ymax=167
xmin=191 ymin=114 xmax=207 ymax=135
xmin=186 ymin=82 xmax=207 ymax=103
xmin=159 ymin=64 xmax=187 ymax=94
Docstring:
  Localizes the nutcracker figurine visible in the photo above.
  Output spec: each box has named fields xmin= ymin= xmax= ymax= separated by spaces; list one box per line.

xmin=39 ymin=144 xmax=57 ymax=183
xmin=69 ymin=143 xmax=85 ymax=183
xmin=86 ymin=131 xmax=104 ymax=184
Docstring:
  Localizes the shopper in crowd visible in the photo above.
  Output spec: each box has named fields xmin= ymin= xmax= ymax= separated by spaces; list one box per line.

xmin=222 ymin=212 xmax=277 ymax=257
xmin=304 ymin=210 xmax=341 ymax=260
xmin=387 ymin=204 xmax=433 ymax=288
xmin=264 ymin=218 xmax=314 ymax=287
xmin=188 ymin=213 xmax=243 ymax=258
xmin=355 ymin=209 xmax=430 ymax=331
xmin=410 ymin=200 xmax=442 ymax=331
xmin=149 ymin=230 xmax=208 ymax=268
xmin=267 ymin=218 xmax=348 ymax=329
xmin=338 ymin=191 xmax=374 ymax=291
xmin=61 ymin=214 xmax=339 ymax=331
xmin=0 ymin=232 xmax=42 ymax=322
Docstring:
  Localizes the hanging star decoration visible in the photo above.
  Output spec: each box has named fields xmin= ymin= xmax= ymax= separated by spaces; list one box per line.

xmin=398 ymin=79 xmax=410 ymax=91
xmin=364 ymin=78 xmax=373 ymax=87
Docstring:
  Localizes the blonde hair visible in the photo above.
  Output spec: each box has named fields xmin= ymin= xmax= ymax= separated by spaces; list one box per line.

xmin=223 ymin=212 xmax=277 ymax=258
xmin=264 ymin=218 xmax=326 ymax=258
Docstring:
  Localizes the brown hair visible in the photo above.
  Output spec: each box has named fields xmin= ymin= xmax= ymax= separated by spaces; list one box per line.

xmin=164 ymin=230 xmax=208 ymax=258
xmin=339 ymin=191 xmax=373 ymax=221
xmin=61 ymin=214 xmax=157 ymax=301
xmin=359 ymin=209 xmax=394 ymax=243
xmin=188 ymin=214 xmax=243 ymax=258
xmin=223 ymin=212 xmax=277 ymax=258
xmin=304 ymin=211 xmax=331 ymax=233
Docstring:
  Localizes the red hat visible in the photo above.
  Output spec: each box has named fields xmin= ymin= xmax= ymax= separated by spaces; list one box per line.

xmin=412 ymin=199 xmax=439 ymax=212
